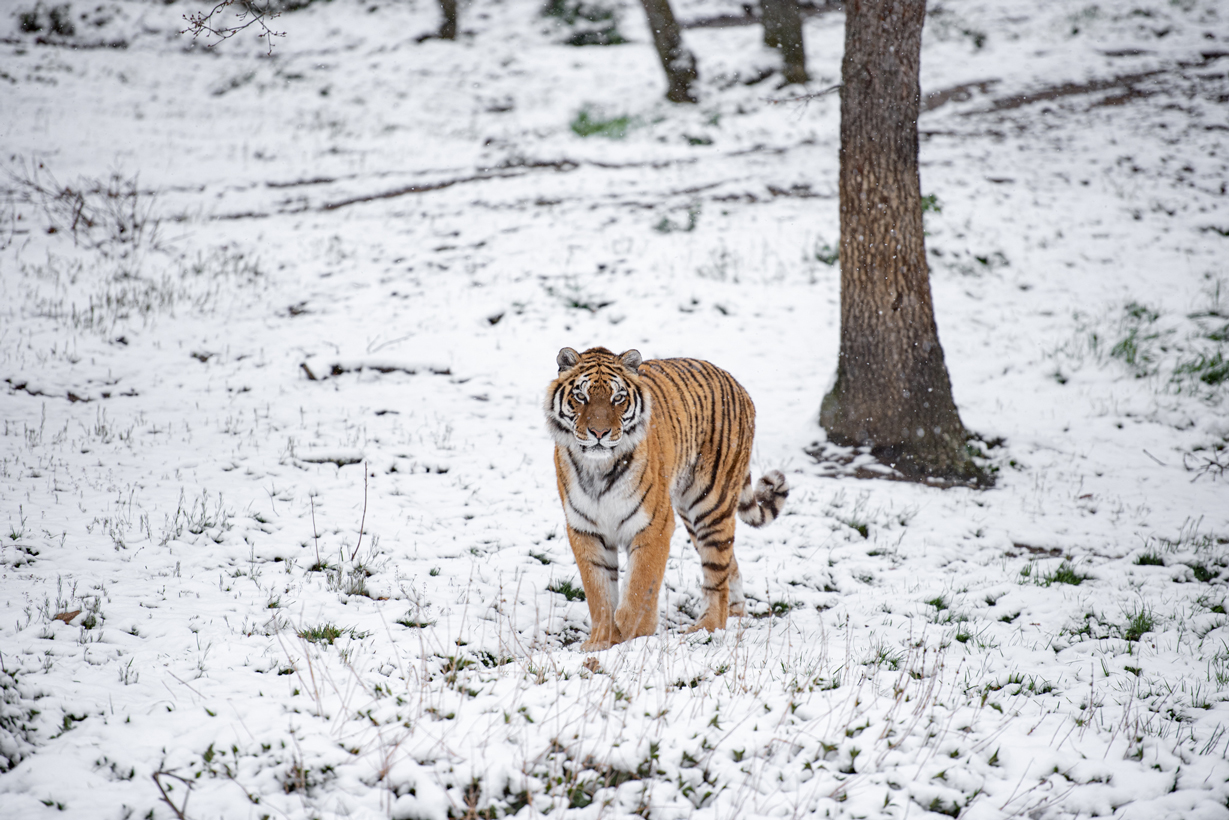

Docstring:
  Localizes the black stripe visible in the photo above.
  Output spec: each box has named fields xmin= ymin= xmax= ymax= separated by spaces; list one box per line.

xmin=597 ymin=455 xmax=633 ymax=498
xmin=565 ymin=499 xmax=597 ymax=527
xmin=617 ymin=482 xmax=653 ymax=529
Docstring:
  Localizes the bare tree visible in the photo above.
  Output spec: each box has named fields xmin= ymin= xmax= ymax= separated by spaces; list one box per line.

xmin=761 ymin=0 xmax=807 ymax=85
xmin=819 ymin=0 xmax=986 ymax=484
xmin=638 ymin=0 xmax=698 ymax=103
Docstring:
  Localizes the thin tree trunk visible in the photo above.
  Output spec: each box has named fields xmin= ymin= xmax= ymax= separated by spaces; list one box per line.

xmin=438 ymin=0 xmax=457 ymax=40
xmin=820 ymin=0 xmax=986 ymax=483
xmin=761 ymin=0 xmax=807 ymax=85
xmin=638 ymin=0 xmax=698 ymax=103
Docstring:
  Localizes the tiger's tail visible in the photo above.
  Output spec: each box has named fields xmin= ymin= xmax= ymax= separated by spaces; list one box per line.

xmin=736 ymin=470 xmax=789 ymax=527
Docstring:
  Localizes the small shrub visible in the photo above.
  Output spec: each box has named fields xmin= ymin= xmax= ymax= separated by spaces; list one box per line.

xmin=654 ymin=203 xmax=700 ymax=234
xmin=19 ymin=3 xmax=75 ymax=36
xmin=814 ymin=240 xmax=839 ymax=266
xmin=543 ymin=0 xmax=625 ymax=46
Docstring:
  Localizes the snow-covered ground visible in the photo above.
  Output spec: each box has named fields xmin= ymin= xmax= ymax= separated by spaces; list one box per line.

xmin=2 ymin=0 xmax=1227 ymax=817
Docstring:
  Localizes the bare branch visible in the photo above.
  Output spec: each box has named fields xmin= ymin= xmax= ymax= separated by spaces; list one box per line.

xmin=152 ymin=769 xmax=193 ymax=820
xmin=181 ymin=0 xmax=285 ymax=55
xmin=766 ymin=82 xmax=842 ymax=105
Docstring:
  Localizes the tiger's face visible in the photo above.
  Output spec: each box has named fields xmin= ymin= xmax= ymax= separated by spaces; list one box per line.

xmin=546 ymin=347 xmax=649 ymax=459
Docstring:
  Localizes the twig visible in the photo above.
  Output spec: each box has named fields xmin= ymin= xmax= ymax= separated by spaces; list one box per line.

xmin=166 ymin=670 xmax=203 ymax=698
xmin=349 ymin=465 xmax=368 ymax=562
xmin=766 ymin=83 xmax=842 ymax=104
xmin=1184 ymin=449 xmax=1227 ymax=482
xmin=180 ymin=0 xmax=284 ymax=55
xmin=310 ymin=495 xmax=320 ymax=567
xmin=152 ymin=769 xmax=193 ymax=820
xmin=1142 ymin=449 xmax=1166 ymax=467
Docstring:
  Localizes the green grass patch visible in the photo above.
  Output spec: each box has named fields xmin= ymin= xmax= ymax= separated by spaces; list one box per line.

xmin=298 ymin=623 xmax=366 ymax=645
xmin=1174 ymin=352 xmax=1229 ymax=386
xmin=547 ymin=578 xmax=586 ymax=602
xmin=1134 ymin=550 xmax=1164 ymax=566
xmin=838 ymin=516 xmax=869 ymax=539
xmin=570 ymin=109 xmax=632 ymax=139
xmin=1190 ymin=563 xmax=1218 ymax=583
xmin=1110 ymin=326 xmax=1158 ymax=373
xmin=396 ymin=616 xmax=435 ymax=629
xmin=1123 ymin=607 xmax=1155 ymax=642
xmin=1041 ymin=561 xmax=1089 ymax=587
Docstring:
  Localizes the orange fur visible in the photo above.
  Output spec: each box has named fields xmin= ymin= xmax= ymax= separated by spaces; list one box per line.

xmin=545 ymin=347 xmax=788 ymax=650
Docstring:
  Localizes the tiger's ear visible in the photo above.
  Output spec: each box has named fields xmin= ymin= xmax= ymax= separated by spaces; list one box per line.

xmin=618 ymin=349 xmax=643 ymax=372
xmin=557 ymin=347 xmax=580 ymax=372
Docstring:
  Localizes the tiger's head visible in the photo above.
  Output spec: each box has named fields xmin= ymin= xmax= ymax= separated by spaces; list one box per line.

xmin=546 ymin=346 xmax=650 ymax=460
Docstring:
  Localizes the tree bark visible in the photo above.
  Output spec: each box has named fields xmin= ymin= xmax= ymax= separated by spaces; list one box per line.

xmin=761 ymin=0 xmax=807 ymax=85
xmin=820 ymin=0 xmax=986 ymax=484
xmin=638 ymin=0 xmax=698 ymax=103
xmin=438 ymin=0 xmax=457 ymax=40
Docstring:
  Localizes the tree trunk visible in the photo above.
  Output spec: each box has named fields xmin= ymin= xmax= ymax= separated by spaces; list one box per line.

xmin=638 ymin=0 xmax=698 ymax=103
xmin=820 ymin=0 xmax=986 ymax=484
xmin=438 ymin=0 xmax=457 ymax=40
xmin=761 ymin=0 xmax=807 ymax=85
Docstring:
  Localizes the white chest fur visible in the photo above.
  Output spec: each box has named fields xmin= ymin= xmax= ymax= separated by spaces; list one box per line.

xmin=560 ymin=449 xmax=651 ymax=548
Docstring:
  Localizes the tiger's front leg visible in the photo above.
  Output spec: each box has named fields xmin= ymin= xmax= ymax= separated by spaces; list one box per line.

xmin=566 ymin=526 xmax=622 ymax=651
xmin=614 ymin=507 xmax=674 ymax=642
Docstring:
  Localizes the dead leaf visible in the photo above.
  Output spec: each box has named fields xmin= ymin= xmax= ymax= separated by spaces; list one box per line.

xmin=582 ymin=657 xmax=601 ymax=674
xmin=53 ymin=609 xmax=82 ymax=623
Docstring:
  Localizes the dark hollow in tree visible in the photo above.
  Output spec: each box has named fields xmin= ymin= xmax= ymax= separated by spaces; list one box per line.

xmin=819 ymin=0 xmax=987 ymax=484
xmin=761 ymin=0 xmax=807 ymax=85
xmin=638 ymin=0 xmax=698 ymax=103
xmin=438 ymin=0 xmax=457 ymax=40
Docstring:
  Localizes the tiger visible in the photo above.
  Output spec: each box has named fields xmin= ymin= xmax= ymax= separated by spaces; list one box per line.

xmin=545 ymin=346 xmax=788 ymax=651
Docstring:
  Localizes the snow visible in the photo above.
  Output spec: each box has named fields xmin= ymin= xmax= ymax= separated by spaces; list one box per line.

xmin=2 ymin=0 xmax=1228 ymax=817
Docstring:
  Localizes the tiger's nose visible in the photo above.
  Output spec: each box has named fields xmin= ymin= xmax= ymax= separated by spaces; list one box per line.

xmin=589 ymin=428 xmax=611 ymax=441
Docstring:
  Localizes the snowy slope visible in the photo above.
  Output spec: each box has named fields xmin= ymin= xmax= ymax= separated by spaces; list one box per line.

xmin=1 ymin=0 xmax=1227 ymax=817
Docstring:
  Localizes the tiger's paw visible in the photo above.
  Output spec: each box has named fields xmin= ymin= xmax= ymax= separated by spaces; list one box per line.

xmin=581 ymin=622 xmax=622 ymax=651
xmin=684 ymin=613 xmax=728 ymax=634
